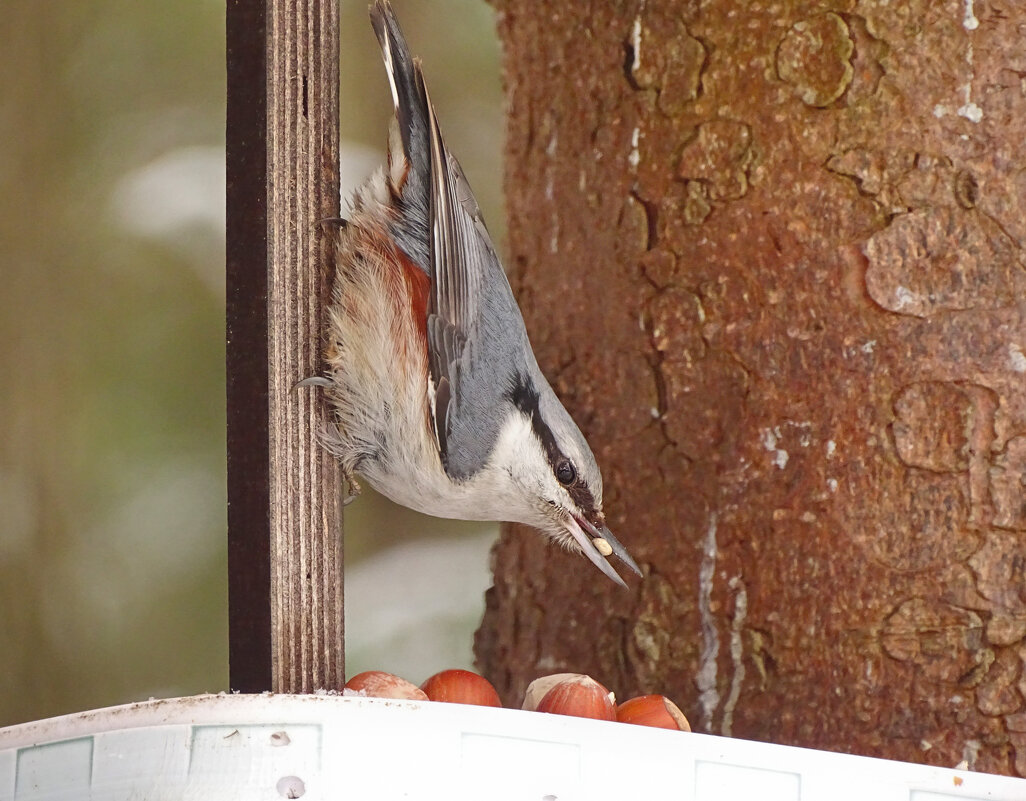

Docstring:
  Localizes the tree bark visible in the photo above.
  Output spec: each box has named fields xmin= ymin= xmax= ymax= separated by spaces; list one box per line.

xmin=476 ymin=0 xmax=1026 ymax=775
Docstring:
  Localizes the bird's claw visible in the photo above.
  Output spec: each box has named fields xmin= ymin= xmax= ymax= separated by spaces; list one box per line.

xmin=342 ymin=473 xmax=362 ymax=506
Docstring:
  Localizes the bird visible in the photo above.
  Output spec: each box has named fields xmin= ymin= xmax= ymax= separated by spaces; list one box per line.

xmin=313 ymin=0 xmax=641 ymax=587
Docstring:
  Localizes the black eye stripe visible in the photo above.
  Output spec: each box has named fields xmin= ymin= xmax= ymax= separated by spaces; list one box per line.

xmin=507 ymin=373 xmax=598 ymax=515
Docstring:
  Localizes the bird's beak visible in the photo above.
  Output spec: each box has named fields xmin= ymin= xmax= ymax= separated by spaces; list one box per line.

xmin=564 ymin=514 xmax=643 ymax=587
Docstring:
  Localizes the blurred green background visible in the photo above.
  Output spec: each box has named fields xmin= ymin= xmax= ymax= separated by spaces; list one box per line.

xmin=0 ymin=0 xmax=501 ymax=726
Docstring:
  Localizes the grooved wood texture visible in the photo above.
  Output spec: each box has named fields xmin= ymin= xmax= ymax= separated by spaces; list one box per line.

xmin=266 ymin=0 xmax=343 ymax=693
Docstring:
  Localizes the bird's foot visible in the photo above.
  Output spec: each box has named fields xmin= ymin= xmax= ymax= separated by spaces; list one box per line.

xmin=342 ymin=473 xmax=363 ymax=506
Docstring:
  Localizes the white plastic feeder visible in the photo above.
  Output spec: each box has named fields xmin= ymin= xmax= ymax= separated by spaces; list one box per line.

xmin=2 ymin=693 xmax=1025 ymax=800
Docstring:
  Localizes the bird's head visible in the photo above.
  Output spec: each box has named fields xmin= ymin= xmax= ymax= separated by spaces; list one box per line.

xmin=491 ymin=373 xmax=641 ymax=587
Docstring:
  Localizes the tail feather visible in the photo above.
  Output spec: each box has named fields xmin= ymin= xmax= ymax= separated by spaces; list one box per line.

xmin=369 ymin=0 xmax=432 ymax=273
xmin=370 ymin=1 xmax=430 ymax=190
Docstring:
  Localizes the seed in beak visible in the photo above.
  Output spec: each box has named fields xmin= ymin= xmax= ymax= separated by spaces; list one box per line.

xmin=592 ymin=537 xmax=613 ymax=557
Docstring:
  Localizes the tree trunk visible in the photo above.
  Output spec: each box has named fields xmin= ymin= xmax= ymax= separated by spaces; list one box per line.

xmin=476 ymin=0 xmax=1026 ymax=776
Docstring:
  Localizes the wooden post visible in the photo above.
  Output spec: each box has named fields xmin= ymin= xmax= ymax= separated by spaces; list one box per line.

xmin=266 ymin=0 xmax=344 ymax=693
xmin=226 ymin=0 xmax=272 ymax=694
xmin=226 ymin=0 xmax=343 ymax=693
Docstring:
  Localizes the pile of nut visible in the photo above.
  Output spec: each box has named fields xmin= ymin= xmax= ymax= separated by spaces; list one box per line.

xmin=343 ymin=669 xmax=690 ymax=731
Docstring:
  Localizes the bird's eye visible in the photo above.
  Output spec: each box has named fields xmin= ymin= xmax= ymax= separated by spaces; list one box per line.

xmin=555 ymin=459 xmax=576 ymax=486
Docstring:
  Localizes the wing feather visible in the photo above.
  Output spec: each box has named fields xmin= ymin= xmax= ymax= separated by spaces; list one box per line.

xmin=374 ymin=4 xmax=522 ymax=480
xmin=424 ymin=84 xmax=493 ymax=474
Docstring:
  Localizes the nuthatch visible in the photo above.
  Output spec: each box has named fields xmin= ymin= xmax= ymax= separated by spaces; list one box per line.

xmin=314 ymin=1 xmax=640 ymax=586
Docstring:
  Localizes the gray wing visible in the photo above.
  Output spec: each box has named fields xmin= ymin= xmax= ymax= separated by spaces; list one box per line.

xmin=424 ymin=85 xmax=528 ymax=480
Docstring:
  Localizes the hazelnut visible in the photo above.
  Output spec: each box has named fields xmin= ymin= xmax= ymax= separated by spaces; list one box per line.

xmin=616 ymin=694 xmax=691 ymax=731
xmin=522 ymin=673 xmax=585 ymax=711
xmin=343 ymin=670 xmax=428 ymax=701
xmin=535 ymin=675 xmax=616 ymax=721
xmin=420 ymin=669 xmax=501 ymax=707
